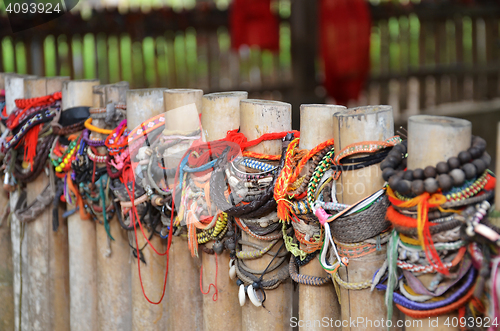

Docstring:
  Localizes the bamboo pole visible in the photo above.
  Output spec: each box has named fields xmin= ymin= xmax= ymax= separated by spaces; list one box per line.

xmin=201 ymin=91 xmax=247 ymax=331
xmin=92 ymin=82 xmax=132 ymax=331
xmin=24 ymin=76 xmax=70 ymax=331
xmin=163 ymin=88 xmax=204 ymax=331
xmin=298 ymin=104 xmax=344 ymax=331
xmin=62 ymin=79 xmax=100 ymax=331
xmin=5 ymin=73 xmax=36 ymax=331
xmin=494 ymin=122 xmax=500 ymax=228
xmin=239 ymin=99 xmax=293 ymax=331
xmin=405 ymin=115 xmax=471 ymax=331
xmin=127 ymin=88 xmax=168 ymax=331
xmin=332 ymin=105 xmax=401 ymax=331
xmin=0 ymin=72 xmax=14 ymax=331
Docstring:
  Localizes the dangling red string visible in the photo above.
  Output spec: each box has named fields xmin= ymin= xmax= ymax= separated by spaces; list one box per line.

xmin=121 ymin=163 xmax=174 ymax=305
xmin=200 ymin=253 xmax=218 ymax=301
xmin=23 ymin=123 xmax=42 ymax=171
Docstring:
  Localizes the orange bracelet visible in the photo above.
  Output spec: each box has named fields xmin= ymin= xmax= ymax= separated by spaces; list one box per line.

xmin=396 ymin=286 xmax=474 ymax=319
xmin=242 ymin=151 xmax=280 ymax=161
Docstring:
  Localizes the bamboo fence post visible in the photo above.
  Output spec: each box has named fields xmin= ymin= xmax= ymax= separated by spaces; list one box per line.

xmin=62 ymin=79 xmax=100 ymax=331
xmin=45 ymin=77 xmax=71 ymax=331
xmin=299 ymin=104 xmax=344 ymax=330
xmin=0 ymin=72 xmax=14 ymax=331
xmin=24 ymin=76 xmax=70 ymax=331
xmin=333 ymin=105 xmax=401 ymax=331
xmin=92 ymin=82 xmax=132 ymax=331
xmin=201 ymin=91 xmax=247 ymax=331
xmin=494 ymin=122 xmax=500 ymax=228
xmin=163 ymin=88 xmax=204 ymax=331
xmin=5 ymin=73 xmax=36 ymax=331
xmin=405 ymin=115 xmax=471 ymax=331
xmin=126 ymin=88 xmax=168 ymax=331
xmin=239 ymin=99 xmax=293 ymax=331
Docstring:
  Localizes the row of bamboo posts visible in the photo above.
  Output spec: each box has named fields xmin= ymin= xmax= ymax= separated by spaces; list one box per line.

xmin=0 ymin=71 xmax=497 ymax=330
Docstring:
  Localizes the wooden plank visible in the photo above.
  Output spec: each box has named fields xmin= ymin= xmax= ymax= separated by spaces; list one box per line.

xmin=93 ymin=83 xmax=132 ymax=331
xmin=379 ymin=19 xmax=390 ymax=105
xmin=418 ymin=17 xmax=427 ymax=111
xmin=485 ymin=17 xmax=499 ymax=99
xmin=67 ymin=35 xmax=75 ymax=79
xmin=63 ymin=79 xmax=100 ymax=331
xmin=127 ymin=88 xmax=169 ymax=331
xmin=454 ymin=16 xmax=464 ymax=102
xmin=0 ymin=72 xmax=14 ymax=331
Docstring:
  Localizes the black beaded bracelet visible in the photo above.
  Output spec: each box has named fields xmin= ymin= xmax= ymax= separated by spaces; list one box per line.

xmin=381 ymin=136 xmax=491 ymax=195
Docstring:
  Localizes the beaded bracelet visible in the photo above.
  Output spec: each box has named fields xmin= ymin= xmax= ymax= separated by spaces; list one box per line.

xmin=397 ymin=246 xmax=466 ymax=274
xmin=87 ymin=147 xmax=107 ymax=164
xmin=234 ymin=217 xmax=282 ymax=241
xmin=3 ymin=109 xmax=56 ymax=152
xmin=238 ymin=158 xmax=276 ymax=172
xmin=8 ymin=101 xmax=59 ymax=130
xmin=236 ymin=240 xmax=278 ymax=259
xmin=51 ymin=135 xmax=82 ymax=173
xmin=89 ymin=107 xmax=106 ymax=114
xmin=382 ymin=136 xmax=491 ymax=195
xmin=197 ymin=213 xmax=228 ymax=244
xmin=307 ymin=148 xmax=335 ymax=208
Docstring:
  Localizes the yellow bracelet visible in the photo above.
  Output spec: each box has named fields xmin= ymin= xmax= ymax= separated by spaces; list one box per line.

xmin=84 ymin=118 xmax=113 ymax=135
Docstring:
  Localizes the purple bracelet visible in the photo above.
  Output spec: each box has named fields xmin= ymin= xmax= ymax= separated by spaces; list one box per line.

xmin=83 ymin=129 xmax=106 ymax=147
xmin=375 ymin=267 xmax=476 ymax=310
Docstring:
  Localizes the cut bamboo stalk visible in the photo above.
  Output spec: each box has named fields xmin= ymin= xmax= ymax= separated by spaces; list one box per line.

xmin=0 ymin=72 xmax=14 ymax=331
xmin=163 ymin=88 xmax=204 ymax=331
xmin=494 ymin=122 xmax=500 ymax=228
xmin=333 ymin=105 xmax=401 ymax=331
xmin=239 ymin=99 xmax=293 ymax=331
xmin=201 ymin=91 xmax=247 ymax=331
xmin=298 ymin=104 xmax=344 ymax=331
xmin=5 ymin=73 xmax=36 ymax=331
xmin=24 ymin=76 xmax=70 ymax=331
xmin=405 ymin=115 xmax=471 ymax=331
xmin=92 ymin=82 xmax=132 ymax=331
xmin=127 ymin=88 xmax=168 ymax=331
xmin=0 ymin=185 xmax=13 ymax=331
xmin=62 ymin=79 xmax=100 ymax=331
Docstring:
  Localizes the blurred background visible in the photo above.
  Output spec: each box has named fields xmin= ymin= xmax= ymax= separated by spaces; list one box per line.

xmin=1 ymin=0 xmax=500 ymax=157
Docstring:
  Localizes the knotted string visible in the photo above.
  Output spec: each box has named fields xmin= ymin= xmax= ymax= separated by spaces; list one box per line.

xmin=274 ymin=137 xmax=300 ymax=223
xmin=387 ymin=186 xmax=452 ymax=276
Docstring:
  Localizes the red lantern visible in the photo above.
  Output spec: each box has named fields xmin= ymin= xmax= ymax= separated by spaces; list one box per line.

xmin=319 ymin=0 xmax=371 ymax=104
xmin=230 ymin=0 xmax=280 ymax=52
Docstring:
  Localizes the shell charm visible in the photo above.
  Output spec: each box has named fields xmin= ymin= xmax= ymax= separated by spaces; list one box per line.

xmin=238 ymin=284 xmax=246 ymax=306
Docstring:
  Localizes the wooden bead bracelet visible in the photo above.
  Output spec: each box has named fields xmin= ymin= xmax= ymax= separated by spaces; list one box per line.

xmin=382 ymin=136 xmax=491 ymax=196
